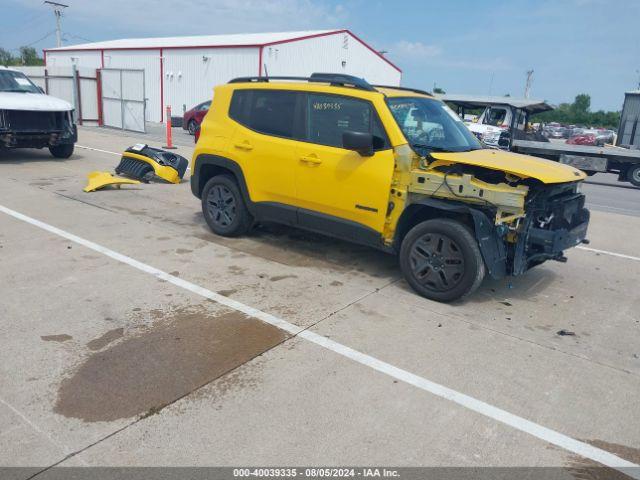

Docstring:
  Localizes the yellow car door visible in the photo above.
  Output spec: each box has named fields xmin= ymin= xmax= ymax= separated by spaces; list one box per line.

xmin=295 ymin=93 xmax=394 ymax=234
xmin=228 ymin=89 xmax=302 ymax=212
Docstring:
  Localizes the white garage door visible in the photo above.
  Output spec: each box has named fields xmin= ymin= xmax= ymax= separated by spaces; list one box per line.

xmin=100 ymin=68 xmax=146 ymax=133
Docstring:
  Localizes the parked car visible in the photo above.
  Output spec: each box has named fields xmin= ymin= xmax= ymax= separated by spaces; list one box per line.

xmin=545 ymin=125 xmax=567 ymax=139
xmin=0 ymin=66 xmax=76 ymax=158
xmin=183 ymin=100 xmax=211 ymax=135
xmin=191 ymin=72 xmax=589 ymax=302
xmin=566 ymin=133 xmax=597 ymax=146
xmin=595 ymin=129 xmax=615 ymax=145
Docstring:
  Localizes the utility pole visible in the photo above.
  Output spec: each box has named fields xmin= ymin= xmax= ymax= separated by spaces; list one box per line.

xmin=524 ymin=69 xmax=534 ymax=99
xmin=44 ymin=1 xmax=68 ymax=48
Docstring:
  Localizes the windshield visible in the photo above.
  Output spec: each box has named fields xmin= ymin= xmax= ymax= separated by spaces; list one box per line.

xmin=0 ymin=70 xmax=41 ymax=93
xmin=387 ymin=97 xmax=482 ymax=152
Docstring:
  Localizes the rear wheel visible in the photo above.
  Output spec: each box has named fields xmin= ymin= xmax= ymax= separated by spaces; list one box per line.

xmin=627 ymin=165 xmax=640 ymax=187
xmin=201 ymin=175 xmax=252 ymax=237
xmin=188 ymin=120 xmax=197 ymax=135
xmin=399 ymin=219 xmax=485 ymax=303
xmin=49 ymin=143 xmax=74 ymax=159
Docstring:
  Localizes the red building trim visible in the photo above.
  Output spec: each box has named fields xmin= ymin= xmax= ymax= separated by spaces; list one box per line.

xmin=42 ymin=30 xmax=401 ymax=72
xmin=159 ymin=48 xmax=164 ymax=123
xmin=96 ymin=69 xmax=103 ymax=126
xmin=44 ymin=30 xmax=401 ymax=124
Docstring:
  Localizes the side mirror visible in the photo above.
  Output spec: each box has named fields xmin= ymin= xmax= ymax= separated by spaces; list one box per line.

xmin=342 ymin=131 xmax=374 ymax=157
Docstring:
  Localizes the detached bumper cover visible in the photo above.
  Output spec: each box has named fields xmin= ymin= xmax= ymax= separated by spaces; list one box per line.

xmin=115 ymin=145 xmax=188 ymax=184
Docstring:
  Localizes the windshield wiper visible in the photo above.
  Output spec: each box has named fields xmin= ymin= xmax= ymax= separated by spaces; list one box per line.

xmin=2 ymin=89 xmax=29 ymax=93
xmin=411 ymin=143 xmax=452 ymax=152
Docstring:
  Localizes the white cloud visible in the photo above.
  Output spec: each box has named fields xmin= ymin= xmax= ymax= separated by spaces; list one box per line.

xmin=392 ymin=40 xmax=442 ymax=59
xmin=10 ymin=0 xmax=349 ymax=39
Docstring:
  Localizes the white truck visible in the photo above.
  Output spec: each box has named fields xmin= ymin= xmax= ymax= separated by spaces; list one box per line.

xmin=0 ymin=66 xmax=76 ymax=158
xmin=438 ymin=94 xmax=640 ymax=187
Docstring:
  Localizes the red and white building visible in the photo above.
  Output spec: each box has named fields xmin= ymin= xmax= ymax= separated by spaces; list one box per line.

xmin=44 ymin=30 xmax=401 ymax=123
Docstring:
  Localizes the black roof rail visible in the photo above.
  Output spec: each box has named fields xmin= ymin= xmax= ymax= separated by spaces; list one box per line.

xmin=372 ymin=84 xmax=432 ymax=96
xmin=228 ymin=73 xmax=376 ymax=92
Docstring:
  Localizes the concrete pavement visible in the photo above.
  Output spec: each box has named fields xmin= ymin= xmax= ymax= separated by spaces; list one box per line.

xmin=0 ymin=127 xmax=639 ymax=478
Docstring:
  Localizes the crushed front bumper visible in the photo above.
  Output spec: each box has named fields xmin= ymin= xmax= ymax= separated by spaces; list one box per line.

xmin=512 ymin=190 xmax=590 ymax=275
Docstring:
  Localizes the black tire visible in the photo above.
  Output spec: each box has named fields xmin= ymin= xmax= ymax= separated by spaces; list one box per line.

xmin=201 ymin=175 xmax=252 ymax=237
xmin=627 ymin=165 xmax=640 ymax=187
xmin=49 ymin=143 xmax=74 ymax=159
xmin=188 ymin=120 xmax=197 ymax=135
xmin=399 ymin=219 xmax=485 ymax=303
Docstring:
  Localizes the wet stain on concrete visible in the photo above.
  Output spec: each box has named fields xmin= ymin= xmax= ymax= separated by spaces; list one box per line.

xmin=566 ymin=439 xmax=640 ymax=480
xmin=330 ymin=281 xmax=343 ymax=287
xmin=218 ymin=289 xmax=237 ymax=297
xmin=169 ymin=271 xmax=180 ymax=277
xmin=228 ymin=265 xmax=246 ymax=275
xmin=54 ymin=306 xmax=287 ymax=422
xmin=87 ymin=328 xmax=124 ymax=351
xmin=30 ymin=181 xmax=54 ymax=187
xmin=175 ymin=248 xmax=193 ymax=255
xmin=270 ymin=274 xmax=298 ymax=282
xmin=41 ymin=334 xmax=73 ymax=343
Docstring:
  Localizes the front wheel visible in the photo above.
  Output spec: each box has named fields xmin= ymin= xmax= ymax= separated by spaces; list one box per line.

xmin=399 ymin=219 xmax=485 ymax=303
xmin=627 ymin=165 xmax=640 ymax=187
xmin=201 ymin=175 xmax=253 ymax=237
xmin=49 ymin=143 xmax=74 ymax=159
xmin=188 ymin=120 xmax=197 ymax=135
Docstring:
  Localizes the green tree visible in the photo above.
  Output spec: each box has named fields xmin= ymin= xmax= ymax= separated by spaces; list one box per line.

xmin=433 ymin=87 xmax=446 ymax=94
xmin=18 ymin=46 xmax=43 ymax=66
xmin=572 ymin=94 xmax=591 ymax=114
xmin=534 ymin=93 xmax=620 ymax=129
xmin=0 ymin=48 xmax=13 ymax=66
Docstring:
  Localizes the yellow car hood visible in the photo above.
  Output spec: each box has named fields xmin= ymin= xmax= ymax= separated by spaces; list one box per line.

xmin=431 ymin=149 xmax=586 ymax=184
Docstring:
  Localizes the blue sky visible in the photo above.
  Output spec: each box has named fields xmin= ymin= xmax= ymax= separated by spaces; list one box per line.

xmin=2 ymin=0 xmax=639 ymax=110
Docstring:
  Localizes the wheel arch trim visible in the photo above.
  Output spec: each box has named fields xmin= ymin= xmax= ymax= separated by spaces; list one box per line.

xmin=396 ymin=198 xmax=507 ymax=279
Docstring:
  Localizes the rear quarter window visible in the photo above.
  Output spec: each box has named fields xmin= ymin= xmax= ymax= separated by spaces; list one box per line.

xmin=229 ymin=89 xmax=301 ymax=139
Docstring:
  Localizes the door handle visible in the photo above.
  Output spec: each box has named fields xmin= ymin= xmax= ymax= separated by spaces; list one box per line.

xmin=234 ymin=141 xmax=253 ymax=151
xmin=299 ymin=155 xmax=322 ymax=165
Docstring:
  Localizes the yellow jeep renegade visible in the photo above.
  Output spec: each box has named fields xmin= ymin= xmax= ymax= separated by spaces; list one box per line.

xmin=191 ymin=73 xmax=589 ymax=302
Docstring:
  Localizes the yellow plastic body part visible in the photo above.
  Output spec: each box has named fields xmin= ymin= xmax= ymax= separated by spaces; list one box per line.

xmin=121 ymin=151 xmax=181 ymax=184
xmin=83 ymin=171 xmax=141 ymax=192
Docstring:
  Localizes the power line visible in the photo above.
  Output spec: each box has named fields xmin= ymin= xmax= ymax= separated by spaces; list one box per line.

xmin=44 ymin=1 xmax=69 ymax=48
xmin=2 ymin=11 xmax=48 ymax=34
xmin=9 ymin=30 xmax=57 ymax=52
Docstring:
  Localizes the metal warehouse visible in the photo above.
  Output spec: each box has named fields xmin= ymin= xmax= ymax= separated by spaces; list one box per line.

xmin=43 ymin=30 xmax=401 ymax=124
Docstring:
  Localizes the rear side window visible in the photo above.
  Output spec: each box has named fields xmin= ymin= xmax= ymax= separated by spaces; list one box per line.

xmin=229 ymin=90 xmax=300 ymax=139
xmin=306 ymin=93 xmax=388 ymax=150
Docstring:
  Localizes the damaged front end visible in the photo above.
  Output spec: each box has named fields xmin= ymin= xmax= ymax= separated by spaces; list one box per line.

xmin=511 ymin=182 xmax=590 ymax=275
xmin=0 ymin=109 xmax=76 ymax=149
xmin=393 ymin=147 xmax=590 ymax=280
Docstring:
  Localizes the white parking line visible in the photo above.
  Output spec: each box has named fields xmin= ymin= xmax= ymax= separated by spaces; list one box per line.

xmin=577 ymin=246 xmax=640 ymax=262
xmin=76 ymin=145 xmax=120 ymax=156
xmin=1 ymin=203 xmax=638 ymax=477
